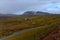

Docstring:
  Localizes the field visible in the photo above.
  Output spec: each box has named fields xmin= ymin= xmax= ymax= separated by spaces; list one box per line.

xmin=0 ymin=14 xmax=60 ymax=40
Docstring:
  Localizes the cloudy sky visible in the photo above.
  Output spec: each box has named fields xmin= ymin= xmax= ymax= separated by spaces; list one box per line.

xmin=0 ymin=0 xmax=60 ymax=15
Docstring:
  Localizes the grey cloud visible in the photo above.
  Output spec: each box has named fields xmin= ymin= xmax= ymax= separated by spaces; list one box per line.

xmin=0 ymin=0 xmax=60 ymax=14
xmin=0 ymin=0 xmax=39 ymax=14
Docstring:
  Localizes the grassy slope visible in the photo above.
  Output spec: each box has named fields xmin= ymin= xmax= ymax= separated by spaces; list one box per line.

xmin=0 ymin=14 xmax=60 ymax=38
xmin=6 ymin=14 xmax=60 ymax=40
xmin=6 ymin=23 xmax=60 ymax=40
xmin=43 ymin=26 xmax=60 ymax=40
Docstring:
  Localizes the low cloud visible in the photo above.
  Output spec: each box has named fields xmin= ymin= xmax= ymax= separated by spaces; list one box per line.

xmin=0 ymin=0 xmax=60 ymax=14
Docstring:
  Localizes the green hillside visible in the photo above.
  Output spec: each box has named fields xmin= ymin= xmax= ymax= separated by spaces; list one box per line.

xmin=0 ymin=14 xmax=60 ymax=39
xmin=6 ymin=23 xmax=60 ymax=40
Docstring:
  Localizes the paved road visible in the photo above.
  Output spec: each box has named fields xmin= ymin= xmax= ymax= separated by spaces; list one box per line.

xmin=0 ymin=27 xmax=41 ymax=40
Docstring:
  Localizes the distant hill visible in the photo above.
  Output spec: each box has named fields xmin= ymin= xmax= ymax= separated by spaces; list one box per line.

xmin=0 ymin=11 xmax=51 ymax=20
xmin=23 ymin=11 xmax=50 ymax=15
xmin=0 ymin=14 xmax=18 ymax=16
xmin=0 ymin=14 xmax=20 ymax=21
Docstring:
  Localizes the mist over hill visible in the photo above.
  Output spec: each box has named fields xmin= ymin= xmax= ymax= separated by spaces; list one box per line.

xmin=23 ymin=11 xmax=51 ymax=15
xmin=0 ymin=11 xmax=51 ymax=16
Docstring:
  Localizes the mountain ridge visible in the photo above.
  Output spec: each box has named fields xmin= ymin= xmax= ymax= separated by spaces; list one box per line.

xmin=23 ymin=11 xmax=51 ymax=15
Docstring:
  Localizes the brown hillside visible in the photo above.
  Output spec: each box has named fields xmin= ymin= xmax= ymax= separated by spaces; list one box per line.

xmin=43 ymin=26 xmax=60 ymax=40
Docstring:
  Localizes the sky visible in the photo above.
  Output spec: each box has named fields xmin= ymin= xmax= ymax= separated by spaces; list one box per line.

xmin=0 ymin=0 xmax=60 ymax=15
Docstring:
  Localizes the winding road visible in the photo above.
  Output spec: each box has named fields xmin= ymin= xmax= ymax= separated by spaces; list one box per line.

xmin=0 ymin=27 xmax=41 ymax=40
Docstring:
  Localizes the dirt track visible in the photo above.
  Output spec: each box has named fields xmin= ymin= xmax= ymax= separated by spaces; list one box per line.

xmin=0 ymin=27 xmax=41 ymax=40
xmin=43 ymin=26 xmax=60 ymax=40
